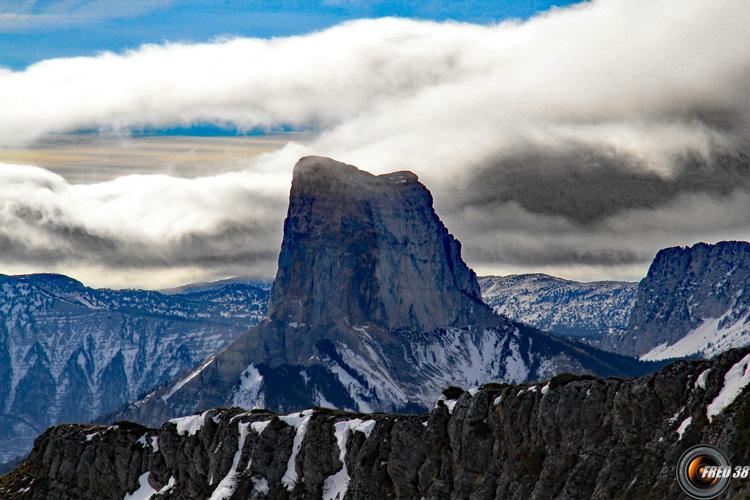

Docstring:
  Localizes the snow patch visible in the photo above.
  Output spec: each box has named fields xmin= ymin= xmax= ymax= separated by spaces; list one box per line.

xmin=325 ymin=360 xmax=374 ymax=413
xmin=695 ymin=369 xmax=711 ymax=390
xmin=504 ymin=337 xmax=529 ymax=383
xmin=541 ymin=382 xmax=551 ymax=395
xmin=667 ymin=408 xmax=683 ymax=424
xmin=209 ymin=421 xmax=250 ymax=500
xmin=162 ymin=355 xmax=215 ymax=402
xmin=253 ymin=477 xmax=269 ymax=495
xmin=322 ymin=419 xmax=376 ymax=500
xmin=436 ymin=396 xmax=459 ymax=414
xmin=641 ymin=312 xmax=750 ymax=361
xmin=517 ymin=386 xmax=537 ymax=396
xmin=231 ymin=364 xmax=265 ymax=409
xmin=676 ymin=417 xmax=692 ymax=440
xmin=123 ymin=472 xmax=156 ymax=500
xmin=493 ymin=395 xmax=503 ymax=406
xmin=251 ymin=420 xmax=271 ymax=434
xmin=170 ymin=411 xmax=209 ymax=436
xmin=280 ymin=409 xmax=314 ymax=490
xmin=707 ymin=353 xmax=750 ymax=422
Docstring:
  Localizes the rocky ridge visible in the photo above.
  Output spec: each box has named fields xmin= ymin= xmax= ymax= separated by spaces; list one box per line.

xmin=479 ymin=274 xmax=637 ymax=341
xmin=0 ymin=274 xmax=268 ymax=463
xmin=3 ymin=347 xmax=750 ymax=499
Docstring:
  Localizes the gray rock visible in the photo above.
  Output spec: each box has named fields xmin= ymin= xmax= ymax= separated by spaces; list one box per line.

xmin=5 ymin=347 xmax=750 ymax=499
xmin=117 ymin=157 xmax=658 ymax=427
xmin=602 ymin=241 xmax=750 ymax=358
xmin=269 ymin=156 xmax=488 ymax=333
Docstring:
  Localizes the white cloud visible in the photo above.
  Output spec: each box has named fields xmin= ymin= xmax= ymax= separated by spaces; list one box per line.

xmin=0 ymin=0 xmax=748 ymax=287
xmin=1 ymin=1 xmax=746 ymax=169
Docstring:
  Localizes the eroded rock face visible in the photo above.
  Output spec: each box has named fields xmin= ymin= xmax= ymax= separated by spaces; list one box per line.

xmin=602 ymin=241 xmax=750 ymax=359
xmin=116 ymin=157 xmax=662 ymax=426
xmin=269 ymin=156 xmax=487 ymax=332
xmin=116 ymin=157 xmax=658 ymax=427
xmin=4 ymin=347 xmax=750 ymax=499
xmin=0 ymin=274 xmax=269 ymax=463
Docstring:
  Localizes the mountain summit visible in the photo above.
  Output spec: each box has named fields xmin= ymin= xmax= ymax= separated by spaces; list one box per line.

xmin=120 ymin=157 xmax=655 ymax=424
xmin=269 ymin=156 xmax=489 ymax=332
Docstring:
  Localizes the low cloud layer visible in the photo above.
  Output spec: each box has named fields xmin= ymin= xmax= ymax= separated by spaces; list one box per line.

xmin=0 ymin=0 xmax=748 ymax=287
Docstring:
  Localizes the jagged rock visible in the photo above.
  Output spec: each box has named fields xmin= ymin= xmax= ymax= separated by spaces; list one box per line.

xmin=0 ymin=274 xmax=268 ymax=462
xmin=269 ymin=156 xmax=488 ymax=332
xmin=601 ymin=241 xmax=750 ymax=359
xmin=116 ymin=157 xmax=659 ymax=426
xmin=4 ymin=347 xmax=750 ymax=499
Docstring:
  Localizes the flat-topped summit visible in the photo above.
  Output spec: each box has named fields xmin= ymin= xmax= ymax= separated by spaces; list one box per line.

xmin=115 ymin=156 xmax=658 ymax=425
xmin=269 ymin=156 xmax=487 ymax=332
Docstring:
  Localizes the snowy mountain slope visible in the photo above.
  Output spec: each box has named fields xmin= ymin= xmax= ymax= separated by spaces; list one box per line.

xmin=478 ymin=274 xmax=637 ymax=340
xmin=117 ymin=157 xmax=661 ymax=427
xmin=7 ymin=347 xmax=750 ymax=500
xmin=123 ymin=316 xmax=655 ymax=427
xmin=160 ymin=276 xmax=272 ymax=295
xmin=601 ymin=241 xmax=750 ymax=359
xmin=0 ymin=273 xmax=268 ymax=462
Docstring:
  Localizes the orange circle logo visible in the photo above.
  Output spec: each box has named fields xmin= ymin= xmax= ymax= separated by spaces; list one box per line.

xmin=677 ymin=445 xmax=731 ymax=499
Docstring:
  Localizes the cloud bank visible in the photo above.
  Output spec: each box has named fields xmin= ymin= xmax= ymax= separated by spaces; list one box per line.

xmin=0 ymin=0 xmax=748 ymax=287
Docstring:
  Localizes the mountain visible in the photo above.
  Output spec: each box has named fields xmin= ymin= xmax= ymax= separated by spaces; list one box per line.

xmin=601 ymin=241 xmax=750 ymax=359
xmin=117 ymin=156 xmax=660 ymax=427
xmin=4 ymin=346 xmax=750 ymax=499
xmin=0 ymin=273 xmax=268 ymax=463
xmin=479 ymin=274 xmax=637 ymax=340
xmin=160 ymin=276 xmax=273 ymax=295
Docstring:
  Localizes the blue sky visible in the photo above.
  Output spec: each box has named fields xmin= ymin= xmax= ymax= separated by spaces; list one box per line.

xmin=0 ymin=0 xmax=583 ymax=70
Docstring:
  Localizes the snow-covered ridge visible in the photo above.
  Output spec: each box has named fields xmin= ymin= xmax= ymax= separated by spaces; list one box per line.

xmin=0 ymin=273 xmax=270 ymax=463
xmin=479 ymin=274 xmax=637 ymax=340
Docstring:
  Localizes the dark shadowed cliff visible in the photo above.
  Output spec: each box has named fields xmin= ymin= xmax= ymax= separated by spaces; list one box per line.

xmin=2 ymin=347 xmax=750 ymax=499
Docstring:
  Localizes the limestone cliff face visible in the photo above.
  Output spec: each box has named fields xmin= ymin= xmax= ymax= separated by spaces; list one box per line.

xmin=601 ymin=241 xmax=750 ymax=359
xmin=112 ymin=157 xmax=658 ymax=428
xmin=4 ymin=347 xmax=750 ymax=500
xmin=269 ymin=156 xmax=486 ymax=332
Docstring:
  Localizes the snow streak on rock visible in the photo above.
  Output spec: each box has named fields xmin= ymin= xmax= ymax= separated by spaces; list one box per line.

xmin=323 ymin=419 xmax=376 ymax=500
xmin=279 ymin=409 xmax=314 ymax=490
xmin=707 ymin=353 xmax=750 ymax=422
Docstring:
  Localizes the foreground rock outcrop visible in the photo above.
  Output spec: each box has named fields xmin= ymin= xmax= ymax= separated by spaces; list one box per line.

xmin=116 ymin=157 xmax=658 ymax=426
xmin=3 ymin=347 xmax=750 ymax=499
